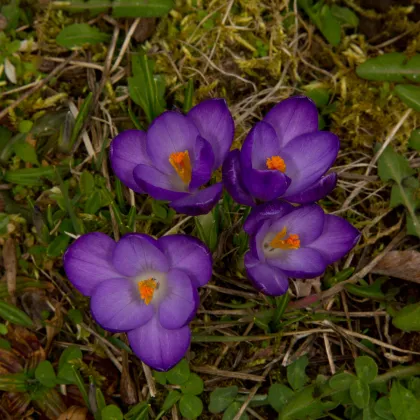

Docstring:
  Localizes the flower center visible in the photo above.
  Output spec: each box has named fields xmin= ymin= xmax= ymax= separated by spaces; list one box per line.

xmin=269 ymin=227 xmax=300 ymax=250
xmin=169 ymin=150 xmax=192 ymax=184
xmin=266 ymin=156 xmax=286 ymax=172
xmin=137 ymin=278 xmax=158 ymax=305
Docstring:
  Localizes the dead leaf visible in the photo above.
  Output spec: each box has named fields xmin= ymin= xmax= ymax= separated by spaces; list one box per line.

xmin=132 ymin=18 xmax=157 ymax=43
xmin=4 ymin=59 xmax=17 ymax=84
xmin=292 ymin=278 xmax=321 ymax=298
xmin=120 ymin=351 xmax=137 ymax=405
xmin=57 ymin=406 xmax=88 ymax=420
xmin=371 ymin=250 xmax=420 ymax=283
xmin=45 ymin=302 xmax=63 ymax=353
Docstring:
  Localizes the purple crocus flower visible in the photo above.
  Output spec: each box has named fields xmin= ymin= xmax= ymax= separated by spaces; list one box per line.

xmin=110 ymin=99 xmax=234 ymax=216
xmin=243 ymin=201 xmax=360 ymax=296
xmin=222 ymin=96 xmax=339 ymax=206
xmin=63 ymin=232 xmax=212 ymax=371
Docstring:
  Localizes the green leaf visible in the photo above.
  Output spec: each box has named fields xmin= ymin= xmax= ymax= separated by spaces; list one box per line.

xmin=166 ymin=359 xmax=190 ymax=385
xmin=125 ymin=402 xmax=149 ymax=420
xmin=392 ymin=302 xmax=420 ymax=331
xmin=305 ymin=88 xmax=330 ymax=107
xmin=68 ymin=92 xmax=93 ymax=149
xmin=57 ymin=346 xmax=83 ymax=384
xmin=357 ymin=53 xmax=409 ymax=81
xmin=154 ymin=370 xmax=167 ymax=385
xmin=151 ymin=201 xmax=167 ymax=219
xmin=80 ymin=171 xmax=95 ymax=195
xmin=408 ymin=129 xmax=420 ymax=151
xmin=0 ymin=300 xmax=33 ymax=327
xmin=84 ymin=190 xmax=103 ymax=214
xmin=4 ymin=165 xmax=69 ymax=186
xmin=112 ymin=0 xmax=174 ymax=17
xmin=267 ymin=383 xmax=295 ymax=412
xmin=390 ymin=381 xmax=420 ymax=420
xmin=355 ymin=356 xmax=378 ymax=383
xmin=209 ymin=386 xmax=239 ymax=413
xmin=223 ymin=402 xmax=249 ymax=420
xmin=68 ymin=309 xmax=83 ymax=325
xmin=56 ymin=23 xmax=109 ymax=49
xmin=13 ymin=142 xmax=39 ymax=165
xmin=0 ymin=324 xmax=8 ymax=335
xmin=179 ymin=394 xmax=203 ymax=419
xmin=35 ymin=360 xmax=57 ymax=388
xmin=377 ymin=145 xmax=414 ymax=183
xmin=0 ymin=338 xmax=11 ymax=350
xmin=330 ymin=5 xmax=359 ymax=27
xmin=395 ymin=84 xmax=420 ymax=112
xmin=319 ymin=5 xmax=341 ymax=47
xmin=329 ymin=372 xmax=356 ymax=390
xmin=47 ymin=234 xmax=70 ymax=257
xmin=161 ymin=390 xmax=182 ymax=412
xmin=374 ymin=397 xmax=394 ymax=420
xmin=350 ymin=379 xmax=370 ymax=409
xmin=101 ymin=405 xmax=123 ymax=420
xmin=183 ymin=79 xmax=194 ymax=113
xmin=181 ymin=373 xmax=204 ymax=395
xmin=287 ymin=355 xmax=309 ymax=390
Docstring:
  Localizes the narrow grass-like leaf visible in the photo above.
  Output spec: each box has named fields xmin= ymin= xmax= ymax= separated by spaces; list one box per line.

xmin=4 ymin=165 xmax=69 ymax=186
xmin=68 ymin=92 xmax=93 ymax=149
xmin=183 ymin=79 xmax=194 ymax=113
xmin=112 ymin=0 xmax=173 ymax=17
xmin=0 ymin=300 xmax=33 ymax=327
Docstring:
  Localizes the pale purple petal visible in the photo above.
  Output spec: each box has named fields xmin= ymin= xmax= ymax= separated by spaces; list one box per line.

xmin=128 ymin=317 xmax=191 ymax=371
xmin=222 ymin=150 xmax=255 ymax=207
xmin=158 ymin=269 xmax=198 ymax=330
xmin=189 ymin=136 xmax=215 ymax=190
xmin=170 ymin=183 xmax=223 ymax=216
xmin=249 ymin=220 xmax=271 ymax=261
xmin=248 ymin=122 xmax=281 ymax=170
xmin=133 ymin=164 xmax=189 ymax=201
xmin=188 ymin=99 xmax=234 ymax=169
xmin=308 ymin=215 xmax=360 ymax=265
xmin=157 ymin=235 xmax=212 ymax=288
xmin=146 ymin=111 xmax=199 ymax=174
xmin=269 ymin=247 xmax=327 ymax=278
xmin=109 ymin=130 xmax=151 ymax=193
xmin=244 ymin=200 xmax=294 ymax=236
xmin=90 ymin=278 xmax=154 ymax=332
xmin=244 ymin=252 xmax=289 ymax=296
xmin=281 ymin=131 xmax=339 ymax=195
xmin=263 ymin=96 xmax=318 ymax=148
xmin=269 ymin=204 xmax=325 ymax=246
xmin=63 ymin=233 xmax=120 ymax=296
xmin=284 ymin=173 xmax=337 ymax=204
xmin=112 ymin=234 xmax=169 ymax=277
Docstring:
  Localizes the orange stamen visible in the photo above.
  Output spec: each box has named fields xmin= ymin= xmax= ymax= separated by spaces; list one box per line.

xmin=169 ymin=150 xmax=192 ymax=184
xmin=137 ymin=278 xmax=158 ymax=305
xmin=269 ymin=227 xmax=300 ymax=250
xmin=266 ymin=156 xmax=286 ymax=172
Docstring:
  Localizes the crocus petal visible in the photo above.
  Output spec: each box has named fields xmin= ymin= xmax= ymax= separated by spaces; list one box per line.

xmin=249 ymin=220 xmax=271 ymax=261
xmin=284 ymin=173 xmax=337 ymax=204
xmin=63 ymin=233 xmax=120 ymax=296
xmin=158 ymin=269 xmax=198 ymax=330
xmin=242 ymin=167 xmax=291 ymax=202
xmin=269 ymin=247 xmax=327 ymax=278
xmin=188 ymin=98 xmax=234 ymax=169
xmin=90 ymin=278 xmax=154 ymax=332
xmin=170 ymin=183 xmax=223 ymax=216
xmin=269 ymin=204 xmax=325 ymax=246
xmin=247 ymin=121 xmax=281 ymax=170
xmin=222 ymin=150 xmax=255 ymax=207
xmin=109 ymin=130 xmax=151 ymax=193
xmin=146 ymin=111 xmax=199 ymax=174
xmin=133 ymin=164 xmax=189 ymax=201
xmin=244 ymin=252 xmax=289 ymax=296
xmin=157 ymin=235 xmax=212 ymax=288
xmin=281 ymin=131 xmax=339 ymax=195
xmin=128 ymin=317 xmax=191 ymax=371
xmin=244 ymin=200 xmax=294 ymax=236
xmin=308 ymin=215 xmax=360 ymax=265
xmin=112 ymin=234 xmax=169 ymax=277
xmin=189 ymin=136 xmax=215 ymax=190
xmin=263 ymin=96 xmax=318 ymax=148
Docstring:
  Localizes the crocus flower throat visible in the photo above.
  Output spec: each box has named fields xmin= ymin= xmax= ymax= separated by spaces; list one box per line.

xmin=266 ymin=156 xmax=286 ymax=172
xmin=267 ymin=227 xmax=300 ymax=251
xmin=169 ymin=150 xmax=192 ymax=185
xmin=137 ymin=278 xmax=158 ymax=305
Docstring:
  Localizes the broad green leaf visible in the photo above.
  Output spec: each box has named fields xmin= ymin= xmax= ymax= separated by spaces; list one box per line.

xmin=330 ymin=5 xmax=359 ymax=27
xmin=0 ymin=300 xmax=33 ymax=327
xmin=181 ymin=373 xmax=204 ymax=396
xmin=305 ymin=88 xmax=330 ymax=107
xmin=84 ymin=190 xmax=103 ymax=214
xmin=319 ymin=5 xmax=341 ymax=47
xmin=161 ymin=390 xmax=181 ymax=411
xmin=357 ymin=53 xmax=409 ymax=81
xmin=67 ymin=309 xmax=83 ymax=325
xmin=287 ymin=355 xmax=309 ymax=390
xmin=153 ymin=370 xmax=167 ymax=385
xmin=125 ymin=402 xmax=149 ymax=420
xmin=57 ymin=346 xmax=83 ymax=384
xmin=13 ymin=142 xmax=39 ymax=165
xmin=329 ymin=372 xmax=356 ymax=390
xmin=390 ymin=381 xmax=420 ymax=420
xmin=209 ymin=386 xmax=239 ymax=413
xmin=112 ymin=0 xmax=173 ymax=17
xmin=0 ymin=338 xmax=11 ymax=350
xmin=267 ymin=383 xmax=295 ymax=412
xmin=166 ymin=359 xmax=190 ymax=385
xmin=355 ymin=356 xmax=378 ymax=383
xmin=350 ymin=379 xmax=370 ymax=409
xmin=392 ymin=302 xmax=420 ymax=331
xmin=35 ymin=360 xmax=57 ymax=388
xmin=47 ymin=234 xmax=70 ymax=257
xmin=395 ymin=84 xmax=420 ymax=112
xmin=374 ymin=397 xmax=394 ymax=420
xmin=151 ymin=201 xmax=168 ymax=219
xmin=223 ymin=402 xmax=249 ymax=420
xmin=179 ymin=394 xmax=203 ymax=419
xmin=80 ymin=171 xmax=95 ymax=195
xmin=408 ymin=129 xmax=420 ymax=150
xmin=56 ymin=23 xmax=109 ymax=48
xmin=377 ymin=145 xmax=414 ymax=183
xmin=101 ymin=405 xmax=123 ymax=420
